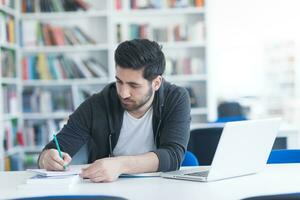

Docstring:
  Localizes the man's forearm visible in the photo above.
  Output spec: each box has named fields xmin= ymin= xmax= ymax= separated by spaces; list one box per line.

xmin=117 ymin=152 xmax=159 ymax=174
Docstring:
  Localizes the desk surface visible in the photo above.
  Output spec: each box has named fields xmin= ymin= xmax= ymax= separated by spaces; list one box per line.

xmin=1 ymin=164 xmax=300 ymax=200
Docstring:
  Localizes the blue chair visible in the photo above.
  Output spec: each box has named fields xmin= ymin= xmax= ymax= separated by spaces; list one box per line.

xmin=182 ymin=151 xmax=199 ymax=166
xmin=188 ymin=127 xmax=223 ymax=165
xmin=215 ymin=116 xmax=247 ymax=123
xmin=267 ymin=149 xmax=300 ymax=164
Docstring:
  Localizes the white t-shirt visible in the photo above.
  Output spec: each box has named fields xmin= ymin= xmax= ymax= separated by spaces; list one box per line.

xmin=113 ymin=107 xmax=156 ymax=156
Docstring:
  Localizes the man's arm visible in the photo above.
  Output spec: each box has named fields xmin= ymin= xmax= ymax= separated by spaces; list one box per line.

xmin=80 ymin=152 xmax=159 ymax=182
xmin=38 ymin=95 xmax=96 ymax=169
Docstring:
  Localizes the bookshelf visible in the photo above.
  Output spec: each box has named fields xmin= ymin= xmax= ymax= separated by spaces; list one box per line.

xmin=0 ymin=0 xmax=23 ymax=171
xmin=18 ymin=0 xmax=109 ymax=170
xmin=1 ymin=0 xmax=208 ymax=171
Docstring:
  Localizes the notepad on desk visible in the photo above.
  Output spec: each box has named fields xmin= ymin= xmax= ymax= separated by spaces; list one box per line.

xmin=27 ymin=168 xmax=81 ymax=177
xmin=18 ymin=168 xmax=81 ymax=190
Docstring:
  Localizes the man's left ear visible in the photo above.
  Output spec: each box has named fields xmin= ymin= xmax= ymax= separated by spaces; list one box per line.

xmin=152 ymin=75 xmax=162 ymax=91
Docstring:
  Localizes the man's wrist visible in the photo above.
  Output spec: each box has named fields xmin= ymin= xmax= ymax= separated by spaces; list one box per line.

xmin=112 ymin=156 xmax=131 ymax=175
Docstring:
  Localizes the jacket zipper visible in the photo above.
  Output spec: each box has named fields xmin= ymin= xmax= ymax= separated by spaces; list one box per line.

xmin=109 ymin=133 xmax=113 ymax=157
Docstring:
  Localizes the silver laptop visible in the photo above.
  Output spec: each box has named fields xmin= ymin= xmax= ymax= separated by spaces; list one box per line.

xmin=161 ymin=118 xmax=281 ymax=182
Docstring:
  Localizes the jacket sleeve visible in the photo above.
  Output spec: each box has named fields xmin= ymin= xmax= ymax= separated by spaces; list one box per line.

xmin=153 ymin=87 xmax=191 ymax=172
xmin=42 ymin=96 xmax=93 ymax=157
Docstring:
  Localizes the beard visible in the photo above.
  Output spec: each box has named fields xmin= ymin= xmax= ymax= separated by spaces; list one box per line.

xmin=119 ymin=86 xmax=153 ymax=112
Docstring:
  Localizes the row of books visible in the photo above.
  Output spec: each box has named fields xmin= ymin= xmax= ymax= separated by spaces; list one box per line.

xmin=0 ymin=0 xmax=14 ymax=8
xmin=23 ymin=153 xmax=39 ymax=169
xmin=117 ymin=22 xmax=204 ymax=43
xmin=115 ymin=0 xmax=204 ymax=10
xmin=2 ymin=84 xmax=18 ymax=114
xmin=185 ymin=83 xmax=206 ymax=108
xmin=165 ymin=56 xmax=205 ymax=76
xmin=22 ymin=87 xmax=74 ymax=113
xmin=3 ymin=118 xmax=23 ymax=151
xmin=23 ymin=119 xmax=63 ymax=148
xmin=22 ymin=21 xmax=96 ymax=47
xmin=0 ymin=48 xmax=16 ymax=77
xmin=5 ymin=154 xmax=24 ymax=171
xmin=21 ymin=0 xmax=90 ymax=13
xmin=0 ymin=12 xmax=15 ymax=44
xmin=77 ymin=85 xmax=103 ymax=105
xmin=22 ymin=54 xmax=108 ymax=80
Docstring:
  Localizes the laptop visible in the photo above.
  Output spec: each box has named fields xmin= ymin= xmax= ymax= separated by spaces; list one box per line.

xmin=161 ymin=118 xmax=281 ymax=182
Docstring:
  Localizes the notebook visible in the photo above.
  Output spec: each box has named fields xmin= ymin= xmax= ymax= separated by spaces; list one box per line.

xmin=27 ymin=168 xmax=81 ymax=177
xmin=18 ymin=168 xmax=81 ymax=190
xmin=161 ymin=118 xmax=281 ymax=182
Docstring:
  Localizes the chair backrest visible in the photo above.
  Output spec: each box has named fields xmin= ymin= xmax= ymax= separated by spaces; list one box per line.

xmin=218 ymin=101 xmax=244 ymax=118
xmin=216 ymin=101 xmax=247 ymax=123
xmin=267 ymin=149 xmax=300 ymax=164
xmin=188 ymin=127 xmax=223 ymax=165
xmin=182 ymin=151 xmax=199 ymax=166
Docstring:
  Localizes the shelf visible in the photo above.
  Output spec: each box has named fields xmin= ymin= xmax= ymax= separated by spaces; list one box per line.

xmin=0 ymin=78 xmax=20 ymax=84
xmin=0 ymin=6 xmax=17 ymax=16
xmin=22 ymin=78 xmax=109 ymax=86
xmin=113 ymin=41 xmax=205 ymax=50
xmin=21 ymin=10 xmax=108 ymax=20
xmin=21 ymin=44 xmax=109 ymax=53
xmin=23 ymin=146 xmax=44 ymax=153
xmin=2 ymin=113 xmax=21 ymax=121
xmin=165 ymin=74 xmax=207 ymax=82
xmin=23 ymin=112 xmax=71 ymax=119
xmin=114 ymin=7 xmax=205 ymax=16
xmin=0 ymin=42 xmax=18 ymax=50
xmin=161 ymin=41 xmax=206 ymax=49
xmin=24 ymin=146 xmax=44 ymax=153
xmin=4 ymin=146 xmax=23 ymax=157
xmin=191 ymin=107 xmax=207 ymax=115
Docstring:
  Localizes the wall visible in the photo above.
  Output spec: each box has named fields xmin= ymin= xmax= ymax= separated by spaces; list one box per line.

xmin=207 ymin=0 xmax=300 ymax=119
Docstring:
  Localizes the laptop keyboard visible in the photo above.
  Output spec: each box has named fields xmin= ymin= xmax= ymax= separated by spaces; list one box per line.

xmin=186 ymin=171 xmax=209 ymax=177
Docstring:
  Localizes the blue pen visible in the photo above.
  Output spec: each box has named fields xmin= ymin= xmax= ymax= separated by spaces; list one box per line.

xmin=53 ymin=134 xmax=66 ymax=170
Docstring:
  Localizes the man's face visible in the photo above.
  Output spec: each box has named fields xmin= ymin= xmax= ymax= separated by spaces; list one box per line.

xmin=115 ymin=66 xmax=154 ymax=112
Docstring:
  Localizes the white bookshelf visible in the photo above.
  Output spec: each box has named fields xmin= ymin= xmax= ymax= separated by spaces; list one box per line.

xmin=0 ymin=1 xmax=21 ymax=171
xmin=21 ymin=44 xmax=109 ymax=53
xmin=0 ymin=4 xmax=17 ymax=16
xmin=1 ymin=0 xmax=208 ymax=171
xmin=22 ymin=78 xmax=109 ymax=86
xmin=22 ymin=112 xmax=71 ymax=120
xmin=113 ymin=7 xmax=205 ymax=15
xmin=20 ymin=10 xmax=108 ymax=20
xmin=18 ymin=0 xmax=111 ymax=167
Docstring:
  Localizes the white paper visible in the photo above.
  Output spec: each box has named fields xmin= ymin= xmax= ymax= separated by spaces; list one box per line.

xmin=27 ymin=168 xmax=81 ymax=177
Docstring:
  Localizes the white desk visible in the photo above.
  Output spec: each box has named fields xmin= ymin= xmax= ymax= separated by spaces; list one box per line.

xmin=1 ymin=164 xmax=300 ymax=200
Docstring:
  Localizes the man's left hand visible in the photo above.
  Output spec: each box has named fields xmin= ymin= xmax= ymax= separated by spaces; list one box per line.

xmin=80 ymin=157 xmax=123 ymax=182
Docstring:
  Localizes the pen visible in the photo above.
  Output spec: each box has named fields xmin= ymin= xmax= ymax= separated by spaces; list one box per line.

xmin=53 ymin=134 xmax=66 ymax=170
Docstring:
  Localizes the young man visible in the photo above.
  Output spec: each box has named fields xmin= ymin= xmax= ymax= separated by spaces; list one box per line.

xmin=38 ymin=39 xmax=191 ymax=182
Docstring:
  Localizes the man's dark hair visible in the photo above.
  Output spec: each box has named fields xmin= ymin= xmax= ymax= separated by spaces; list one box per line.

xmin=114 ymin=39 xmax=165 ymax=81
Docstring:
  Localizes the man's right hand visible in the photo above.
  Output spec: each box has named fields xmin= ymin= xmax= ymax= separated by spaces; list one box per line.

xmin=38 ymin=149 xmax=72 ymax=171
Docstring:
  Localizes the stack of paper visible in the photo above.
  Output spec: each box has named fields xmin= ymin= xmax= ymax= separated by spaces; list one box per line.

xmin=18 ymin=168 xmax=81 ymax=190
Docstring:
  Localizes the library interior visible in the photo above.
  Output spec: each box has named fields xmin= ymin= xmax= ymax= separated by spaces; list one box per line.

xmin=1 ymin=0 xmax=300 ymax=199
